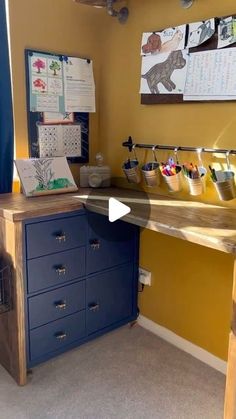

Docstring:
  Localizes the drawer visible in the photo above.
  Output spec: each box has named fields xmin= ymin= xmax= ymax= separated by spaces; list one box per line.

xmin=26 ymin=214 xmax=87 ymax=259
xmin=29 ymin=311 xmax=86 ymax=362
xmin=86 ymin=264 xmax=134 ymax=335
xmin=28 ymin=280 xmax=85 ymax=329
xmin=86 ymin=212 xmax=137 ymax=275
xmin=27 ymin=247 xmax=85 ymax=293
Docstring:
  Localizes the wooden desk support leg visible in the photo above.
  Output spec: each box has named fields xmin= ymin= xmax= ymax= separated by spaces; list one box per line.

xmin=0 ymin=219 xmax=27 ymax=385
xmin=224 ymin=259 xmax=236 ymax=419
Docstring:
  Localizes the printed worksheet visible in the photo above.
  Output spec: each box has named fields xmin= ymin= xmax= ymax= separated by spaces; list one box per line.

xmin=141 ymin=25 xmax=186 ymax=56
xmin=63 ymin=57 xmax=95 ymax=113
xmin=36 ymin=96 xmax=59 ymax=113
xmin=140 ymin=50 xmax=189 ymax=94
xmin=38 ymin=124 xmax=82 ymax=158
xmin=29 ymin=52 xmax=96 ymax=113
xmin=184 ymin=48 xmax=236 ymax=100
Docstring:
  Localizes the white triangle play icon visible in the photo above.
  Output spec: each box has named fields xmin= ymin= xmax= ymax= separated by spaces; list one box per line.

xmin=109 ymin=197 xmax=131 ymax=223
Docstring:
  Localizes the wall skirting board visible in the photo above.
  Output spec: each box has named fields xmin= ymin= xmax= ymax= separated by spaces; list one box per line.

xmin=138 ymin=315 xmax=227 ymax=375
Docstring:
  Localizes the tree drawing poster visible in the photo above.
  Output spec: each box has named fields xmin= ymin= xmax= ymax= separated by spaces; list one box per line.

xmin=28 ymin=51 xmax=95 ymax=113
xmin=140 ymin=49 xmax=189 ymax=95
xmin=29 ymin=52 xmax=65 ymax=112
xmin=15 ymin=157 xmax=78 ymax=197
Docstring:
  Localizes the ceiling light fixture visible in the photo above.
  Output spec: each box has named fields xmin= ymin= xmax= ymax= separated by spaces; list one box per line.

xmin=180 ymin=0 xmax=195 ymax=9
xmin=74 ymin=0 xmax=129 ymax=23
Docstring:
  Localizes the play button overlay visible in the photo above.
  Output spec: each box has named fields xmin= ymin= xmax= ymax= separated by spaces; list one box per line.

xmin=75 ymin=176 xmax=151 ymax=242
xmin=109 ymin=197 xmax=131 ymax=222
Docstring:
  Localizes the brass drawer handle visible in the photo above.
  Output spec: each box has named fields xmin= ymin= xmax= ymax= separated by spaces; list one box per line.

xmin=89 ymin=239 xmax=100 ymax=250
xmin=55 ymin=332 xmax=67 ymax=341
xmin=88 ymin=303 xmax=100 ymax=312
xmin=56 ymin=266 xmax=66 ymax=276
xmin=56 ymin=233 xmax=66 ymax=243
xmin=55 ymin=300 xmax=67 ymax=310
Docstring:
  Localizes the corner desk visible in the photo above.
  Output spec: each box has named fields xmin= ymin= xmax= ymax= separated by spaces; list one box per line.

xmin=0 ymin=188 xmax=236 ymax=419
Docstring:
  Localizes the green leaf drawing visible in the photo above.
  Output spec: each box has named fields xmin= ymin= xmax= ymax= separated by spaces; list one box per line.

xmin=49 ymin=60 xmax=61 ymax=76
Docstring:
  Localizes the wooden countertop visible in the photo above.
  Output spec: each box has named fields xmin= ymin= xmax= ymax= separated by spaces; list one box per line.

xmin=1 ymin=188 xmax=236 ymax=254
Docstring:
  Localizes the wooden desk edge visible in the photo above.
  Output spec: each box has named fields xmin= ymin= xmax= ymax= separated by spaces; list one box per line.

xmin=1 ymin=191 xmax=236 ymax=254
xmin=3 ymin=203 xmax=84 ymax=222
xmin=84 ymin=201 xmax=236 ymax=256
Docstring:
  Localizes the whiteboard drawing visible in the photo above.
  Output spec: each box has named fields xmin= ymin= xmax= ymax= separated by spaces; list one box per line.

xmin=187 ymin=19 xmax=215 ymax=48
xmin=15 ymin=157 xmax=78 ymax=197
xmin=140 ymin=50 xmax=188 ymax=94
xmin=141 ymin=25 xmax=186 ymax=56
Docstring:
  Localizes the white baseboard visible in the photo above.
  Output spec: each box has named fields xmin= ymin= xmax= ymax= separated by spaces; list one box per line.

xmin=138 ymin=315 xmax=227 ymax=375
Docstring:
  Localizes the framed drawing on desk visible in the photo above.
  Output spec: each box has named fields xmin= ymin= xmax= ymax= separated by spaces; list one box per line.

xmin=25 ymin=49 xmax=90 ymax=163
xmin=14 ymin=157 xmax=78 ymax=197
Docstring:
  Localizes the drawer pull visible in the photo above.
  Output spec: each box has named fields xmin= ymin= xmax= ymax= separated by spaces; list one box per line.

xmin=55 ymin=300 xmax=67 ymax=310
xmin=55 ymin=332 xmax=67 ymax=341
xmin=55 ymin=233 xmax=66 ymax=243
xmin=56 ymin=266 xmax=66 ymax=276
xmin=88 ymin=302 xmax=100 ymax=312
xmin=89 ymin=239 xmax=100 ymax=250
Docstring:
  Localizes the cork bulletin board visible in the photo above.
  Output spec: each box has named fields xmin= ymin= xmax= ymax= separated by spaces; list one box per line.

xmin=25 ymin=49 xmax=90 ymax=163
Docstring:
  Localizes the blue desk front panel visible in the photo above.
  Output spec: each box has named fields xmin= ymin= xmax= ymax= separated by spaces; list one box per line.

xmin=23 ymin=209 xmax=139 ymax=368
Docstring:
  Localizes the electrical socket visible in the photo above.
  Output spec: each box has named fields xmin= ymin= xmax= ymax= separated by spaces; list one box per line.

xmin=139 ymin=267 xmax=152 ymax=286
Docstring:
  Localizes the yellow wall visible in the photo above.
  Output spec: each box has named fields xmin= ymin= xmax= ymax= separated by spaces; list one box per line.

xmin=9 ymin=0 xmax=236 ymax=360
xmin=98 ymin=0 xmax=236 ymax=208
xmin=97 ymin=0 xmax=236 ymax=360
xmin=8 ymin=0 xmax=104 ymax=182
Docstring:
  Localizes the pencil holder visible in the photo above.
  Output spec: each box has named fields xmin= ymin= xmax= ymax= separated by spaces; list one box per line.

xmin=162 ymin=165 xmax=182 ymax=192
xmin=185 ymin=168 xmax=207 ymax=196
xmin=142 ymin=162 xmax=160 ymax=187
xmin=122 ymin=160 xmax=141 ymax=184
xmin=213 ymin=171 xmax=236 ymax=201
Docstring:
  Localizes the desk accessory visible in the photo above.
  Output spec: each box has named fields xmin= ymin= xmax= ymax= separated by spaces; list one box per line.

xmin=183 ymin=163 xmax=207 ymax=196
xmin=15 ymin=157 xmax=78 ymax=197
xmin=80 ymin=153 xmax=111 ymax=188
xmin=160 ymin=160 xmax=182 ymax=192
xmin=183 ymin=150 xmax=207 ymax=196
xmin=122 ymin=137 xmax=236 ymax=200
xmin=160 ymin=149 xmax=182 ymax=192
xmin=141 ymin=147 xmax=160 ymax=187
xmin=209 ymin=152 xmax=236 ymax=201
xmin=122 ymin=145 xmax=141 ymax=184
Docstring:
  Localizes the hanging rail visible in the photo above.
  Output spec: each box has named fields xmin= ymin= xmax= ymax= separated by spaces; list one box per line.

xmin=122 ymin=136 xmax=236 ymax=155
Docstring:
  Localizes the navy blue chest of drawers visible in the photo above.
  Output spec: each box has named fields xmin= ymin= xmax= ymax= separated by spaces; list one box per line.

xmin=23 ymin=209 xmax=139 ymax=368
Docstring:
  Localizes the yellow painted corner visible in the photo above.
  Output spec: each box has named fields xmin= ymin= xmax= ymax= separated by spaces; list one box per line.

xmin=139 ymin=228 xmax=234 ymax=360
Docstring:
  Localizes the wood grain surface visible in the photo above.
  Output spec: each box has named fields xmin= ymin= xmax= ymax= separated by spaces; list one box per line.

xmin=1 ymin=189 xmax=236 ymax=254
xmin=0 ymin=218 xmax=27 ymax=385
xmin=224 ymin=259 xmax=236 ymax=418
